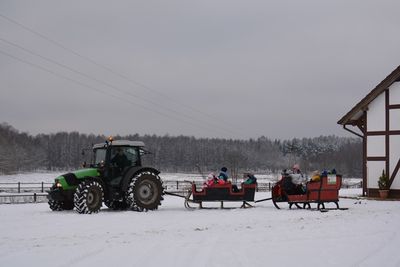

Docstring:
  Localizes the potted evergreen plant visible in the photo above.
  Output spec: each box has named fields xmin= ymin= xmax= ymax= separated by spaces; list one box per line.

xmin=378 ymin=170 xmax=390 ymax=199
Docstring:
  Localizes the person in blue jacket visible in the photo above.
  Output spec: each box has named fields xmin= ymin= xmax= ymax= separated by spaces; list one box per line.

xmin=218 ymin=167 xmax=229 ymax=182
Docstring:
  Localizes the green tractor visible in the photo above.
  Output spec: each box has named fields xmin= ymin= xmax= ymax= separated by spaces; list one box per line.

xmin=47 ymin=138 xmax=164 ymax=214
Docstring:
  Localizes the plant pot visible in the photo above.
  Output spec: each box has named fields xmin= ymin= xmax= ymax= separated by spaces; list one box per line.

xmin=378 ymin=189 xmax=389 ymax=199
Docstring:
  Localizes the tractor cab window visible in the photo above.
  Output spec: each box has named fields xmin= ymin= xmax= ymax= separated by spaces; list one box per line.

xmin=94 ymin=148 xmax=107 ymax=166
xmin=125 ymin=147 xmax=139 ymax=166
xmin=110 ymin=146 xmax=138 ymax=168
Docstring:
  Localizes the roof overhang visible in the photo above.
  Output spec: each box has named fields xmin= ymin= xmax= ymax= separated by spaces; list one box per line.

xmin=338 ymin=65 xmax=400 ymax=126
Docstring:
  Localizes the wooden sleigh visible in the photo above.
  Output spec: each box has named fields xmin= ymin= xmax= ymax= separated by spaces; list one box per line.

xmin=184 ymin=182 xmax=257 ymax=209
xmin=271 ymin=174 xmax=343 ymax=210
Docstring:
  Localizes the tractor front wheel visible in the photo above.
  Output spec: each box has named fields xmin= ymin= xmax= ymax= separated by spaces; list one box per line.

xmin=74 ymin=180 xmax=104 ymax=214
xmin=48 ymin=200 xmax=74 ymax=211
xmin=48 ymin=200 xmax=63 ymax=211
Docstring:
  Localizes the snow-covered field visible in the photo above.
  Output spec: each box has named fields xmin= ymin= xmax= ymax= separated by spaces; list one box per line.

xmin=1 ymin=172 xmax=397 ymax=267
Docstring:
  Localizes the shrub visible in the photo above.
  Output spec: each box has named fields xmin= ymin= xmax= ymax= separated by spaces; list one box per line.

xmin=378 ymin=170 xmax=390 ymax=190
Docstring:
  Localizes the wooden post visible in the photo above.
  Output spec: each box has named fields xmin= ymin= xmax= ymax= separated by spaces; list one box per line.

xmin=41 ymin=182 xmax=44 ymax=193
xmin=33 ymin=193 xmax=37 ymax=203
xmin=18 ymin=182 xmax=20 ymax=193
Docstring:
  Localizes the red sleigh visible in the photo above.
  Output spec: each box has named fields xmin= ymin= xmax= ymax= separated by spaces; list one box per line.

xmin=271 ymin=174 xmax=343 ymax=210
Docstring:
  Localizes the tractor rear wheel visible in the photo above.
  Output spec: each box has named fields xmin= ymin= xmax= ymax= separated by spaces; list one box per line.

xmin=126 ymin=173 xmax=163 ymax=211
xmin=74 ymin=180 xmax=104 ymax=214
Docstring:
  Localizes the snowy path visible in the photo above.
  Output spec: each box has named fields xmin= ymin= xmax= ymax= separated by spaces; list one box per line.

xmin=0 ymin=192 xmax=399 ymax=267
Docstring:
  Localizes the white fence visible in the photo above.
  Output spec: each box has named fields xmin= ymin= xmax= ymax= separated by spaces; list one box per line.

xmin=0 ymin=179 xmax=362 ymax=204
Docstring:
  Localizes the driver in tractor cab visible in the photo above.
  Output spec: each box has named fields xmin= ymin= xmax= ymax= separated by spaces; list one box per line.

xmin=111 ymin=148 xmax=129 ymax=173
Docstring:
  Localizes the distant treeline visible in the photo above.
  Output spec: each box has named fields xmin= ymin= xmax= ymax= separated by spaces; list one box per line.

xmin=0 ymin=123 xmax=362 ymax=177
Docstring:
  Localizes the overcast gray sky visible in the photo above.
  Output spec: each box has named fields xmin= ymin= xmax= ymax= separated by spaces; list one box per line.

xmin=1 ymin=0 xmax=400 ymax=140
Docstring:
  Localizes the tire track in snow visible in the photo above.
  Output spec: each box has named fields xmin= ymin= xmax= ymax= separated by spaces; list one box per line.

xmin=352 ymin=230 xmax=397 ymax=267
xmin=59 ymin=248 xmax=104 ymax=267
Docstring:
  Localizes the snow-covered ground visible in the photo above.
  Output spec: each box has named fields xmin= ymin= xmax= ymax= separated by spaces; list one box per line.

xmin=1 ymin=189 xmax=400 ymax=266
xmin=2 ymin=172 xmax=396 ymax=267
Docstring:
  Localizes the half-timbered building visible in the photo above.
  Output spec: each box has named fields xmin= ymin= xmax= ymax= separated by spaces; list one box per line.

xmin=338 ymin=65 xmax=400 ymax=198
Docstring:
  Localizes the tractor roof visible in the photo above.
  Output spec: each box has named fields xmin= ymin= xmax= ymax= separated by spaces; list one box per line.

xmin=93 ymin=140 xmax=145 ymax=149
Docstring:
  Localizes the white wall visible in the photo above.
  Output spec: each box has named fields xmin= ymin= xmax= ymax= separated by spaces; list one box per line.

xmin=389 ymin=82 xmax=400 ymax=105
xmin=390 ymin=136 xmax=400 ymax=189
xmin=365 ymin=83 xmax=400 ymax=190
xmin=367 ymin=161 xmax=386 ymax=188
xmin=366 ymin=92 xmax=387 ymax=189
xmin=367 ymin=136 xmax=385 ymax=157
xmin=367 ymin=92 xmax=385 ymax=131
xmin=390 ymin=109 xmax=400 ymax=131
xmin=389 ymin=83 xmax=400 ymax=189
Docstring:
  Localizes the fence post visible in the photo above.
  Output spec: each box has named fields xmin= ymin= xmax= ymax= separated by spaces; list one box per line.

xmin=176 ymin=181 xmax=179 ymax=190
xmin=268 ymin=182 xmax=271 ymax=191
xmin=41 ymin=182 xmax=44 ymax=193
xmin=18 ymin=182 xmax=20 ymax=193
xmin=34 ymin=193 xmax=37 ymax=203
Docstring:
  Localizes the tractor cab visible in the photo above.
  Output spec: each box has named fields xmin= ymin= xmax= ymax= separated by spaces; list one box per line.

xmin=92 ymin=140 xmax=146 ymax=186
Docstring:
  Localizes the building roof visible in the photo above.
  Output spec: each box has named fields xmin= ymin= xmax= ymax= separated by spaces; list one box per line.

xmin=338 ymin=65 xmax=400 ymax=126
xmin=93 ymin=140 xmax=145 ymax=149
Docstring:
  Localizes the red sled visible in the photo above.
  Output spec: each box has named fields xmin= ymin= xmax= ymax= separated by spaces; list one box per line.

xmin=185 ymin=182 xmax=256 ymax=209
xmin=271 ymin=174 xmax=343 ymax=210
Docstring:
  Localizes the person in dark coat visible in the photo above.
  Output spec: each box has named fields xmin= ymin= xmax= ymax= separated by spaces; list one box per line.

xmin=111 ymin=148 xmax=129 ymax=170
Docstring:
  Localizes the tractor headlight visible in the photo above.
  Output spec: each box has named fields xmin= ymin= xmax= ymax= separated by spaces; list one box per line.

xmin=55 ymin=179 xmax=62 ymax=188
